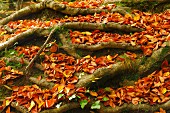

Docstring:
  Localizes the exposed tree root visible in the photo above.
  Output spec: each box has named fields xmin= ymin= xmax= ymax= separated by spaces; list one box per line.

xmin=0 ymin=0 xmax=129 ymax=25
xmin=75 ymin=60 xmax=140 ymax=88
xmin=73 ymin=42 xmax=141 ymax=51
xmin=46 ymin=0 xmax=128 ymax=16
xmin=61 ymin=22 xmax=144 ymax=32
xmin=0 ymin=22 xmax=143 ymax=54
xmin=59 ymin=33 xmax=81 ymax=58
xmin=11 ymin=102 xmax=30 ymax=113
xmin=10 ymin=101 xmax=80 ymax=113
xmin=98 ymin=100 xmax=170 ymax=113
xmin=0 ymin=28 xmax=49 ymax=51
xmin=40 ymin=102 xmax=80 ymax=113
xmin=0 ymin=1 xmax=169 ymax=113
xmin=138 ymin=41 xmax=170 ymax=76
xmin=29 ymin=43 xmax=170 ymax=90
xmin=0 ymin=2 xmax=46 ymax=25
xmin=10 ymin=96 xmax=170 ymax=113
xmin=103 ymin=0 xmax=169 ymax=4
xmin=29 ymin=77 xmax=54 ymax=89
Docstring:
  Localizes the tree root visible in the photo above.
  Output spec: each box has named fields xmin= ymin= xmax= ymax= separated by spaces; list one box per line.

xmin=30 ymin=42 xmax=170 ymax=89
xmin=0 ymin=2 xmax=46 ymax=25
xmin=29 ymin=77 xmax=54 ymax=89
xmin=10 ymin=96 xmax=170 ymax=113
xmin=103 ymin=0 xmax=169 ymax=4
xmin=45 ymin=0 xmax=128 ymax=16
xmin=59 ymin=33 xmax=81 ymax=58
xmin=11 ymin=102 xmax=29 ymax=113
xmin=0 ymin=27 xmax=50 ymax=51
xmin=98 ymin=100 xmax=170 ymax=113
xmin=0 ymin=0 xmax=129 ymax=25
xmin=138 ymin=41 xmax=170 ymax=76
xmin=73 ymin=42 xmax=141 ymax=51
xmin=0 ymin=22 xmax=143 ymax=55
xmin=40 ymin=102 xmax=80 ymax=113
xmin=61 ymin=22 xmax=144 ymax=32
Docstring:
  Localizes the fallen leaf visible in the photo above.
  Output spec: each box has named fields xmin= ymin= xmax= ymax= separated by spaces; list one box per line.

xmin=28 ymin=100 xmax=35 ymax=111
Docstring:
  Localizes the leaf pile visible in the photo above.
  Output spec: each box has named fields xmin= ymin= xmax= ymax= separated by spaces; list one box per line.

xmin=0 ymin=60 xmax=169 ymax=112
xmin=15 ymin=44 xmax=137 ymax=81
xmin=61 ymin=0 xmax=116 ymax=9
xmin=0 ymin=10 xmax=170 ymax=56
xmin=0 ymin=59 xmax=23 ymax=85
xmin=95 ymin=60 xmax=170 ymax=107
xmin=70 ymin=29 xmax=168 ymax=56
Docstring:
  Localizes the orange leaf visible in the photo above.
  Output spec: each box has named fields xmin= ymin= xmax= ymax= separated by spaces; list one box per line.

xmin=89 ymin=91 xmax=98 ymax=97
xmin=6 ymin=106 xmax=10 ymax=113
xmin=45 ymin=98 xmax=57 ymax=108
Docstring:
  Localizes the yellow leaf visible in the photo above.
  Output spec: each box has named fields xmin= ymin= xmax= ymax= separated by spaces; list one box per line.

xmin=81 ymin=31 xmax=92 ymax=36
xmin=133 ymin=13 xmax=140 ymax=21
xmin=153 ymin=97 xmax=159 ymax=102
xmin=107 ymin=55 xmax=112 ymax=61
xmin=58 ymin=85 xmax=64 ymax=93
xmin=0 ymin=31 xmax=6 ymax=35
xmin=5 ymin=100 xmax=10 ymax=106
xmin=28 ymin=100 xmax=35 ymax=111
xmin=84 ymin=55 xmax=91 ymax=59
xmin=21 ymin=28 xmax=28 ymax=31
xmin=144 ymin=35 xmax=154 ymax=39
xmin=163 ymin=72 xmax=169 ymax=76
xmin=162 ymin=88 xmax=167 ymax=94
xmin=152 ymin=22 xmax=158 ymax=26
xmin=130 ymin=41 xmax=136 ymax=46
xmin=63 ymin=70 xmax=72 ymax=78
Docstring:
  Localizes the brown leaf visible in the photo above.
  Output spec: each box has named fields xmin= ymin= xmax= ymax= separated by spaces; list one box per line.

xmin=50 ymin=43 xmax=58 ymax=53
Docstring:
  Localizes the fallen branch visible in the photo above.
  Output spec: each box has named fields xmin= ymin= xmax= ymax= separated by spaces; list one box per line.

xmin=25 ymin=24 xmax=62 ymax=73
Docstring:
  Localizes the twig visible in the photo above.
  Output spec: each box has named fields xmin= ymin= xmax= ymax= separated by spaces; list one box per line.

xmin=25 ymin=24 xmax=62 ymax=73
